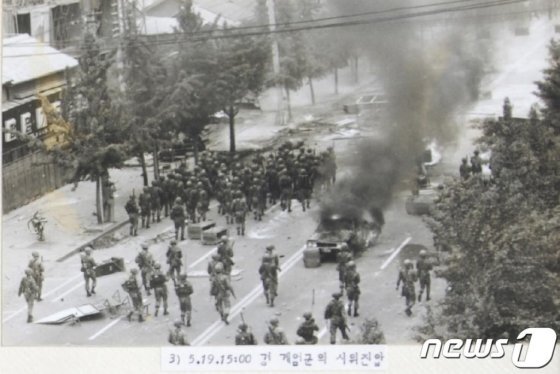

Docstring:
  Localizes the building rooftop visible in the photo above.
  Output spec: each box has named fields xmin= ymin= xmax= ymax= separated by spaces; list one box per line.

xmin=2 ymin=34 xmax=79 ymax=85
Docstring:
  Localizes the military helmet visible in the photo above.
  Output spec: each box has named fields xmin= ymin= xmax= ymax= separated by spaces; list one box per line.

xmin=340 ymin=243 xmax=349 ymax=251
xmin=214 ymin=263 xmax=224 ymax=272
xmin=419 ymin=249 xmax=427 ymax=257
xmin=174 ymin=320 xmax=183 ymax=327
xmin=347 ymin=261 xmax=356 ymax=268
xmin=212 ymin=254 xmax=221 ymax=260
xmin=462 ymin=158 xmax=467 ymax=163
xmin=332 ymin=292 xmax=342 ymax=299
xmin=180 ymin=274 xmax=188 ymax=280
xmin=239 ymin=323 xmax=248 ymax=330
xmin=85 ymin=247 xmax=92 ymax=254
xmin=269 ymin=318 xmax=279 ymax=326
xmin=32 ymin=251 xmax=39 ymax=257
xmin=303 ymin=312 xmax=312 ymax=320
xmin=131 ymin=268 xmax=139 ymax=274
xmin=25 ymin=269 xmax=33 ymax=275
xmin=266 ymin=245 xmax=275 ymax=251
xmin=170 ymin=239 xmax=177 ymax=245
xmin=404 ymin=259 xmax=413 ymax=267
xmin=141 ymin=243 xmax=149 ymax=250
xmin=175 ymin=197 xmax=182 ymax=204
xmin=154 ymin=263 xmax=161 ymax=269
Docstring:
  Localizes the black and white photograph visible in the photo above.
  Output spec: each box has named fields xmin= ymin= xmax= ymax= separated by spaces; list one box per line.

xmin=1 ymin=0 xmax=559 ymax=370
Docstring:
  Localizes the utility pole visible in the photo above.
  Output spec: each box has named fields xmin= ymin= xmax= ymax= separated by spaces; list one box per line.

xmin=266 ymin=0 xmax=286 ymax=126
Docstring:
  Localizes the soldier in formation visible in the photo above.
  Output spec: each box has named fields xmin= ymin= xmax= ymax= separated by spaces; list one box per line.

xmin=169 ymin=320 xmax=189 ymax=345
xmin=139 ymin=186 xmax=152 ymax=229
xmin=295 ymin=312 xmax=319 ymax=345
xmin=344 ymin=261 xmax=361 ymax=317
xmin=150 ymin=263 xmax=169 ymax=317
xmin=124 ymin=195 xmax=139 ymax=236
xmin=264 ymin=318 xmax=289 ymax=345
xmin=235 ymin=323 xmax=257 ymax=345
xmin=336 ymin=244 xmax=353 ymax=293
xmin=28 ymin=251 xmax=44 ymax=301
xmin=217 ymin=237 xmax=235 ymax=278
xmin=122 ymin=268 xmax=144 ymax=322
xmin=166 ymin=240 xmax=183 ymax=285
xmin=324 ymin=292 xmax=349 ymax=344
xmin=210 ymin=263 xmax=235 ymax=324
xmin=416 ymin=249 xmax=432 ymax=302
xmin=80 ymin=246 xmax=97 ymax=297
xmin=259 ymin=247 xmax=280 ymax=307
xmin=170 ymin=197 xmax=186 ymax=241
xmin=231 ymin=191 xmax=247 ymax=236
xmin=151 ymin=181 xmax=163 ymax=224
xmin=135 ymin=244 xmax=155 ymax=296
xmin=396 ymin=259 xmax=418 ymax=316
xmin=207 ymin=253 xmax=223 ymax=283
xmin=18 ymin=269 xmax=38 ymax=323
xmin=174 ymin=274 xmax=194 ymax=327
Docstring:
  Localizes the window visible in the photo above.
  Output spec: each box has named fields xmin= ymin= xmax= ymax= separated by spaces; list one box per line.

xmin=4 ymin=118 xmax=17 ymax=142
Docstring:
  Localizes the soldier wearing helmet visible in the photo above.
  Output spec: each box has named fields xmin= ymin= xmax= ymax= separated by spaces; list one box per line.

xmin=231 ymin=191 xmax=248 ymax=236
xmin=138 ymin=186 xmax=152 ymax=229
xmin=259 ymin=246 xmax=280 ymax=307
xmin=170 ymin=196 xmax=186 ymax=241
xmin=459 ymin=157 xmax=471 ymax=180
xmin=264 ymin=318 xmax=289 ymax=345
xmin=150 ymin=262 xmax=169 ymax=317
xmin=209 ymin=262 xmax=235 ymax=324
xmin=18 ymin=268 xmax=38 ymax=323
xmin=396 ymin=259 xmax=418 ymax=316
xmin=336 ymin=244 xmax=353 ymax=291
xmin=135 ymin=244 xmax=155 ymax=296
xmin=122 ymin=268 xmax=144 ymax=322
xmin=278 ymin=168 xmax=293 ymax=213
xmin=217 ymin=237 xmax=235 ymax=277
xmin=80 ymin=246 xmax=97 ymax=297
xmin=416 ymin=249 xmax=433 ymax=302
xmin=324 ymin=292 xmax=349 ymax=344
xmin=471 ymin=149 xmax=483 ymax=174
xmin=175 ymin=274 xmax=194 ymax=326
xmin=166 ymin=240 xmax=183 ymax=284
xmin=296 ymin=312 xmax=319 ymax=345
xmin=125 ymin=194 xmax=139 ymax=236
xmin=344 ymin=261 xmax=361 ymax=317
xmin=169 ymin=320 xmax=189 ymax=345
xmin=28 ymin=251 xmax=44 ymax=301
xmin=207 ymin=254 xmax=223 ymax=283
xmin=235 ymin=322 xmax=257 ymax=345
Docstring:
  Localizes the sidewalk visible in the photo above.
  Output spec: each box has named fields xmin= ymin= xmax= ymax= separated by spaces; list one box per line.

xmin=1 ymin=65 xmax=372 ymax=298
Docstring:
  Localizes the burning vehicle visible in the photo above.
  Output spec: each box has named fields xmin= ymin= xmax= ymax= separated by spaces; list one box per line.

xmin=303 ymin=209 xmax=382 ymax=267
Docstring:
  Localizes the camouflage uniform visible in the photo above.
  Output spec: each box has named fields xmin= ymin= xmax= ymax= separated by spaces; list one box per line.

xmin=235 ymin=323 xmax=257 ymax=345
xmin=170 ymin=197 xmax=186 ymax=241
xmin=416 ymin=250 xmax=432 ymax=302
xmin=231 ymin=193 xmax=247 ymax=236
xmin=324 ymin=293 xmax=349 ymax=344
xmin=28 ymin=252 xmax=44 ymax=301
xmin=150 ymin=181 xmax=163 ymax=223
xmin=125 ymin=195 xmax=139 ymax=236
xmin=166 ymin=240 xmax=183 ymax=284
xmin=138 ymin=187 xmax=152 ymax=229
xmin=80 ymin=247 xmax=97 ymax=297
xmin=150 ymin=263 xmax=169 ymax=317
xmin=122 ymin=269 xmax=144 ymax=322
xmin=296 ymin=313 xmax=319 ymax=345
xmin=259 ymin=255 xmax=279 ymax=307
xmin=210 ymin=263 xmax=235 ymax=324
xmin=336 ymin=245 xmax=353 ymax=290
xmin=396 ymin=260 xmax=418 ymax=316
xmin=18 ymin=269 xmax=38 ymax=323
xmin=264 ymin=318 xmax=289 ymax=345
xmin=344 ymin=262 xmax=361 ymax=317
xmin=175 ymin=274 xmax=194 ymax=326
xmin=278 ymin=171 xmax=292 ymax=212
xmin=169 ymin=320 xmax=190 ymax=345
xmin=135 ymin=244 xmax=155 ymax=296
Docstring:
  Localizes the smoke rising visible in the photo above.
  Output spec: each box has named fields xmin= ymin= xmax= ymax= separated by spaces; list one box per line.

xmin=320 ymin=0 xmax=500 ymax=223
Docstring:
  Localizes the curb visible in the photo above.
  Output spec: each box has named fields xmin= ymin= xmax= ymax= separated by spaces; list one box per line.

xmin=56 ymin=220 xmax=129 ymax=263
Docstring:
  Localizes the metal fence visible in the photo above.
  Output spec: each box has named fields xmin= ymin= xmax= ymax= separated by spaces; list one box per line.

xmin=2 ymin=151 xmax=68 ymax=213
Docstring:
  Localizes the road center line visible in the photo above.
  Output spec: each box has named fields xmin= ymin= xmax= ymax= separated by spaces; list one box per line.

xmin=192 ymin=245 xmax=307 ymax=346
xmin=380 ymin=237 xmax=411 ymax=270
xmin=188 ymin=248 xmax=217 ymax=269
xmin=88 ymin=316 xmax=124 ymax=340
xmin=50 ymin=281 xmax=85 ymax=302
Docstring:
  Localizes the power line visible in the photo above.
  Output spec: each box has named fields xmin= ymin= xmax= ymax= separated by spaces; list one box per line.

xmin=1 ymin=0 xmax=537 ymax=58
xmin=3 ymin=0 xmax=520 ymax=49
xmin=3 ymin=0 xmax=488 ymax=48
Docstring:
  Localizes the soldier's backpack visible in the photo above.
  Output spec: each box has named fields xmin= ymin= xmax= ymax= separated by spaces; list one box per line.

xmin=121 ymin=279 xmax=134 ymax=293
xmin=135 ymin=253 xmax=145 ymax=268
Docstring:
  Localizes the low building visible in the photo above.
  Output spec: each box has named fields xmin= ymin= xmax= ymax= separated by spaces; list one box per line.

xmin=2 ymin=34 xmax=79 ymax=212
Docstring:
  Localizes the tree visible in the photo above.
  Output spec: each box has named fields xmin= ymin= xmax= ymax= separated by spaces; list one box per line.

xmin=423 ymin=41 xmax=560 ymax=338
xmin=213 ymin=30 xmax=270 ymax=153
xmin=122 ymin=31 xmax=170 ymax=185
xmin=53 ymin=33 xmax=126 ymax=224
